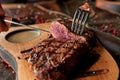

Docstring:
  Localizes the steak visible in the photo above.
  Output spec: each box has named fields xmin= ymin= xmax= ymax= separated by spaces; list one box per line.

xmin=21 ymin=30 xmax=96 ymax=80
xmin=50 ymin=21 xmax=86 ymax=41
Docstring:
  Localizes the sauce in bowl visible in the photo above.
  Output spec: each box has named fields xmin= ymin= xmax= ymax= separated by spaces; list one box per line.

xmin=6 ymin=29 xmax=41 ymax=43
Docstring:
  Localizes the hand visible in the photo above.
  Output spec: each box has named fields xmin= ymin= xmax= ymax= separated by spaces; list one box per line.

xmin=0 ymin=4 xmax=9 ymax=32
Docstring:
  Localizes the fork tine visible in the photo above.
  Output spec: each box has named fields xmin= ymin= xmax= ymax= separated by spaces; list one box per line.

xmin=79 ymin=12 xmax=89 ymax=35
xmin=71 ymin=8 xmax=89 ymax=35
xmin=73 ymin=9 xmax=82 ymax=33
xmin=76 ymin=9 xmax=85 ymax=34
xmin=71 ymin=9 xmax=81 ymax=32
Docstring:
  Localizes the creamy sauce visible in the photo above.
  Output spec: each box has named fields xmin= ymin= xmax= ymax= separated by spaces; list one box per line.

xmin=6 ymin=29 xmax=40 ymax=43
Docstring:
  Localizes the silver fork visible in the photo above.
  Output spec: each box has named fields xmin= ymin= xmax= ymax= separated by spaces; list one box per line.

xmin=71 ymin=8 xmax=90 ymax=35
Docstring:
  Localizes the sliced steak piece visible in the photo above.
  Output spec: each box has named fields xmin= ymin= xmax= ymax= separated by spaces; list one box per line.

xmin=50 ymin=21 xmax=87 ymax=41
xmin=21 ymin=30 xmax=96 ymax=80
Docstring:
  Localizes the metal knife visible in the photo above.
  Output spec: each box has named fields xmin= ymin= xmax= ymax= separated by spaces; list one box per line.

xmin=0 ymin=16 xmax=49 ymax=33
xmin=4 ymin=19 xmax=50 ymax=33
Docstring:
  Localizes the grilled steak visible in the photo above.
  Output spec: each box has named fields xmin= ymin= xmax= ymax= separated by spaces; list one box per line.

xmin=21 ymin=34 xmax=95 ymax=80
xmin=21 ymin=21 xmax=96 ymax=80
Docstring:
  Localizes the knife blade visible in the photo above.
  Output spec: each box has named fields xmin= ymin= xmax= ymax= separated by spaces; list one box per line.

xmin=4 ymin=19 xmax=50 ymax=33
xmin=0 ymin=16 xmax=50 ymax=33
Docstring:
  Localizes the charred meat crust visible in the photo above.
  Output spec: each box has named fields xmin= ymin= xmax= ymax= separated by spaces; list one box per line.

xmin=21 ymin=30 xmax=96 ymax=80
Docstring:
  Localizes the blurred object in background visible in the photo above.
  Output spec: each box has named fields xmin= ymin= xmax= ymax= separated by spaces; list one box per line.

xmin=0 ymin=0 xmax=15 ymax=3
xmin=27 ymin=0 xmax=55 ymax=3
xmin=0 ymin=0 xmax=55 ymax=3
xmin=57 ymin=0 xmax=87 ymax=17
xmin=0 ymin=0 xmax=26 ymax=3
xmin=1 ymin=1 xmax=68 ymax=25
xmin=95 ymin=0 xmax=120 ymax=14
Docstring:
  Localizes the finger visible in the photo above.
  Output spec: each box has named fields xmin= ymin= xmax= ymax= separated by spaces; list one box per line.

xmin=0 ymin=5 xmax=5 ymax=16
xmin=4 ymin=16 xmax=12 ymax=27
xmin=0 ymin=20 xmax=9 ymax=31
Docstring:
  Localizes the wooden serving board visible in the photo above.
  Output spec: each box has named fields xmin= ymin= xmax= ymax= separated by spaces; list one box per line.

xmin=0 ymin=23 xmax=119 ymax=80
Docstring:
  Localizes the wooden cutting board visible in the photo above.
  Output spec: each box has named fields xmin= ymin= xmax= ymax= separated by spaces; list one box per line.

xmin=0 ymin=23 xmax=119 ymax=80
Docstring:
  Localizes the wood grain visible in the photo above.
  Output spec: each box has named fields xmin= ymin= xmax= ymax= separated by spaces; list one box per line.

xmin=0 ymin=23 xmax=119 ymax=80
